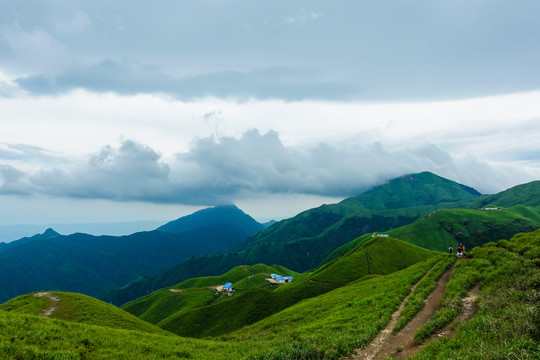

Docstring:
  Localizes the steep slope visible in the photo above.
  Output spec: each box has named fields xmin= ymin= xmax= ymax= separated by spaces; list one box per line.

xmin=0 ymin=205 xmax=262 ymax=303
xmin=0 ymin=291 xmax=167 ymax=334
xmin=107 ymin=172 xmax=481 ymax=305
xmin=155 ymin=237 xmax=436 ymax=338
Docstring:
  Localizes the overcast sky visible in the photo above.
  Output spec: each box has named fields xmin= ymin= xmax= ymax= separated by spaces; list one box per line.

xmin=1 ymin=1 xmax=540 ymax=226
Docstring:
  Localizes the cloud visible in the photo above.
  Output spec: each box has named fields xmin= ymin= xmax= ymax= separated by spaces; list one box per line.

xmin=14 ymin=59 xmax=355 ymax=101
xmin=0 ymin=24 xmax=69 ymax=73
xmin=2 ymin=130 xmax=539 ymax=205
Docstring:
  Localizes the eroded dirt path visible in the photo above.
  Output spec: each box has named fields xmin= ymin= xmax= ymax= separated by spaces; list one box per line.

xmin=33 ymin=291 xmax=60 ymax=317
xmin=349 ymin=263 xmax=456 ymax=360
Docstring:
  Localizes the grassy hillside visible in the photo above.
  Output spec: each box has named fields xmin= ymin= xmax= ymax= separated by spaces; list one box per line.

xmin=309 ymin=236 xmax=437 ymax=285
xmin=122 ymin=264 xmax=294 ymax=325
xmin=106 ymin=172 xmax=483 ymax=305
xmin=388 ymin=206 xmax=540 ymax=251
xmin=154 ymin=237 xmax=436 ymax=338
xmin=471 ymin=180 xmax=540 ymax=208
xmin=0 ymin=291 xmax=167 ymax=335
xmin=0 ymin=229 xmax=537 ymax=359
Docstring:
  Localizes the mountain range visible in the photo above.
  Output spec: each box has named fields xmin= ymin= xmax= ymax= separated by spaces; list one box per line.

xmin=0 ymin=171 xmax=538 ymax=359
xmin=106 ymin=172 xmax=540 ymax=305
xmin=0 ymin=205 xmax=263 ymax=303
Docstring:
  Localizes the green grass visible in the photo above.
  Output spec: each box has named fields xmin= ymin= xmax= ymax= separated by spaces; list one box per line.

xmin=388 ymin=207 xmax=540 ymax=251
xmin=155 ymin=237 xmax=436 ymax=338
xmin=410 ymin=229 xmax=540 ymax=359
xmin=1 ymin=228 xmax=538 ymax=359
xmin=1 ymin=291 xmax=167 ymax=335
xmin=393 ymin=254 xmax=455 ymax=332
xmin=229 ymin=257 xmax=441 ymax=359
xmin=122 ymin=264 xmax=295 ymax=326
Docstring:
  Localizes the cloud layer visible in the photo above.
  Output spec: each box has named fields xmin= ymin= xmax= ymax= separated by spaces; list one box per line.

xmin=2 ymin=130 xmax=539 ymax=206
xmin=1 ymin=1 xmax=540 ymax=101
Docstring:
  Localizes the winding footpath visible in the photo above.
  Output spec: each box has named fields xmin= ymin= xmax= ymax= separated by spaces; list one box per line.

xmin=348 ymin=263 xmax=457 ymax=360
xmin=33 ymin=292 xmax=60 ymax=317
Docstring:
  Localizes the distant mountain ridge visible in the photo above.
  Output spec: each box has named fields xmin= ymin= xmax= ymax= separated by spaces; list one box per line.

xmin=0 ymin=205 xmax=262 ymax=303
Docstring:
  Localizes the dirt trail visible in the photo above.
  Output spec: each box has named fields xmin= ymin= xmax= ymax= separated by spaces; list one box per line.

xmin=349 ymin=263 xmax=456 ymax=360
xmin=33 ymin=292 xmax=60 ymax=317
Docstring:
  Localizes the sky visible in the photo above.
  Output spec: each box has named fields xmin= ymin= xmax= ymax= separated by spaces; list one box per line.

xmin=1 ymin=0 xmax=540 ymax=227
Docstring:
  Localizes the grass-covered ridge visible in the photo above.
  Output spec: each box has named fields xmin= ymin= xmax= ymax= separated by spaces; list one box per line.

xmin=0 ymin=291 xmax=167 ymax=335
xmin=387 ymin=206 xmax=540 ymax=251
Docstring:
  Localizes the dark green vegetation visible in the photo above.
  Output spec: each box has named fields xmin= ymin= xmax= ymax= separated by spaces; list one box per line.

xmin=0 ymin=205 xmax=262 ymax=303
xmin=1 ymin=229 xmax=538 ymax=359
xmin=109 ymin=172 xmax=492 ymax=305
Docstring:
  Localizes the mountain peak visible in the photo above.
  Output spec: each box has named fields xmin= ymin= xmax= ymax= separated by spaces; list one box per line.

xmin=42 ymin=228 xmax=60 ymax=238
xmin=341 ymin=172 xmax=481 ymax=210
xmin=157 ymin=205 xmax=263 ymax=235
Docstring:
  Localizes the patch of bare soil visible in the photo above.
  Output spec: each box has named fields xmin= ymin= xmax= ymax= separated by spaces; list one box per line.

xmin=348 ymin=263 xmax=455 ymax=360
xmin=33 ymin=291 xmax=60 ymax=317
xmin=169 ymin=289 xmax=185 ymax=293
xmin=209 ymin=285 xmax=224 ymax=292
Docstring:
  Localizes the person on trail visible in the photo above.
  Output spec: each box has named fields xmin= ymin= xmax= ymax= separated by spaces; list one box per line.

xmin=448 ymin=246 xmax=453 ymax=253
xmin=456 ymin=243 xmax=464 ymax=258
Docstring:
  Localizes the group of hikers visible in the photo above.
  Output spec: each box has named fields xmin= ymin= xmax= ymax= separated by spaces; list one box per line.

xmin=448 ymin=242 xmax=465 ymax=258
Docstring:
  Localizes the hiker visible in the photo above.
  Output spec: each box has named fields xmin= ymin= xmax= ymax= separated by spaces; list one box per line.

xmin=448 ymin=246 xmax=453 ymax=253
xmin=456 ymin=243 xmax=464 ymax=258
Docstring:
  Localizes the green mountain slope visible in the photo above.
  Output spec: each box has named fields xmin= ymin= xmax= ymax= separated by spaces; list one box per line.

xmin=106 ymin=172 xmax=481 ymax=305
xmin=0 ymin=291 xmax=167 ymax=334
xmin=388 ymin=206 xmax=540 ymax=251
xmin=155 ymin=236 xmax=436 ymax=338
xmin=122 ymin=264 xmax=295 ymax=325
xmin=471 ymin=180 xmax=540 ymax=208
xmin=0 ymin=229 xmax=537 ymax=359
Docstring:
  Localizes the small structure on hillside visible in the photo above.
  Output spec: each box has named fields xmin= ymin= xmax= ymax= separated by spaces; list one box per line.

xmin=222 ymin=282 xmax=234 ymax=295
xmin=372 ymin=233 xmax=389 ymax=237
xmin=270 ymin=274 xmax=293 ymax=284
xmin=482 ymin=207 xmax=499 ymax=211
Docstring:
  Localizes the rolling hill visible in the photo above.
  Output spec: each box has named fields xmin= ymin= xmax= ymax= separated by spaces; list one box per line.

xmin=0 ymin=291 xmax=167 ymax=335
xmin=0 ymin=205 xmax=262 ymax=303
xmin=151 ymin=236 xmax=437 ymax=338
xmin=121 ymin=264 xmax=296 ymax=325
xmin=105 ymin=172 xmax=485 ymax=305
xmin=0 ymin=229 xmax=537 ymax=359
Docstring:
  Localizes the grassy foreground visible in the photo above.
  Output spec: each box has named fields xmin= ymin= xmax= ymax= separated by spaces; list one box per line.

xmin=0 ymin=230 xmax=538 ymax=359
